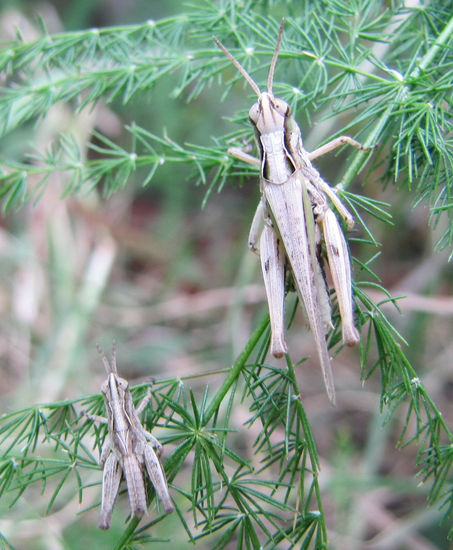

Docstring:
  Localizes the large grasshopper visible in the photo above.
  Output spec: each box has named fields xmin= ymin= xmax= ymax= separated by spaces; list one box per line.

xmin=87 ymin=343 xmax=174 ymax=529
xmin=214 ymin=20 xmax=372 ymax=404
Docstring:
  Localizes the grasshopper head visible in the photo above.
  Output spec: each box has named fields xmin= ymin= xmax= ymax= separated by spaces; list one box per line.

xmin=103 ymin=372 xmax=128 ymax=396
xmin=249 ymin=92 xmax=290 ymax=135
xmin=101 ymin=373 xmax=129 ymax=420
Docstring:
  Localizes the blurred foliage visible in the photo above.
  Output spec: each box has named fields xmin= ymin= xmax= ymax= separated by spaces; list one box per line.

xmin=0 ymin=0 xmax=452 ymax=549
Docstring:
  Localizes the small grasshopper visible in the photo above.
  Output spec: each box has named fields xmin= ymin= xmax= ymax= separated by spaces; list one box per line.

xmin=214 ymin=20 xmax=372 ymax=404
xmin=87 ymin=343 xmax=174 ymax=529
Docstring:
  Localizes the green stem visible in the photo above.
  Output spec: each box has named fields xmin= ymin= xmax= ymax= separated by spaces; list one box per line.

xmin=285 ymin=359 xmax=327 ymax=544
xmin=114 ymin=517 xmax=140 ymax=550
xmin=417 ymin=14 xmax=453 ymax=73
xmin=204 ymin=314 xmax=269 ymax=423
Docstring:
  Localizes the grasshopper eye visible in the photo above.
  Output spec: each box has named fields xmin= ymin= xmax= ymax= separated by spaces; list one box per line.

xmin=273 ymin=98 xmax=290 ymax=115
xmin=119 ymin=379 xmax=128 ymax=390
xmin=249 ymin=103 xmax=260 ymax=123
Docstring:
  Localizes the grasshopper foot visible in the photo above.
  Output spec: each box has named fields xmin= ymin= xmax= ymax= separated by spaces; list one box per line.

xmin=343 ymin=325 xmax=360 ymax=347
xmin=271 ymin=335 xmax=288 ymax=358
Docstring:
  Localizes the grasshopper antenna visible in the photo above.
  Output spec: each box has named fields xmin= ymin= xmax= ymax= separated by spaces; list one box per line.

xmin=96 ymin=341 xmax=118 ymax=374
xmin=267 ymin=19 xmax=285 ymax=96
xmin=213 ymin=36 xmax=261 ymax=97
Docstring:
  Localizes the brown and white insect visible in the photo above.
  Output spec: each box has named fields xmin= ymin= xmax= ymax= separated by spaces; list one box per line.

xmin=214 ymin=20 xmax=373 ymax=404
xmin=86 ymin=342 xmax=173 ymax=529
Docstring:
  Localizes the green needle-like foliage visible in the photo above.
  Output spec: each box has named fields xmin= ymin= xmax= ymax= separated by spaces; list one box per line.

xmin=0 ymin=1 xmax=452 ymax=548
xmin=0 ymin=1 xmax=451 ymax=249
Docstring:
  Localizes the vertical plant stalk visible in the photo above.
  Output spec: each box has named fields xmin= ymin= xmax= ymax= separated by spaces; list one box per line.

xmin=285 ymin=358 xmax=327 ymax=541
xmin=114 ymin=517 xmax=141 ymax=550
xmin=204 ymin=314 xmax=270 ymax=422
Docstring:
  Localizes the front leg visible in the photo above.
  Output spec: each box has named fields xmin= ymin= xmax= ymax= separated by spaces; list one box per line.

xmin=308 ymin=135 xmax=373 ymax=161
xmin=228 ymin=146 xmax=261 ymax=167
xmin=81 ymin=409 xmax=108 ymax=426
